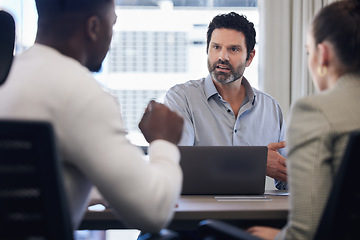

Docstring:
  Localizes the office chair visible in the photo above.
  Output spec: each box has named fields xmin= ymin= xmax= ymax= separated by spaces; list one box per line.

xmin=0 ymin=10 xmax=15 ymax=85
xmin=314 ymin=131 xmax=360 ymax=240
xmin=198 ymin=131 xmax=360 ymax=240
xmin=0 ymin=120 xmax=74 ymax=240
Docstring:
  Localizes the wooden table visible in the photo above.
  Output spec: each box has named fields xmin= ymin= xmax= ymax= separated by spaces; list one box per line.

xmin=79 ymin=191 xmax=289 ymax=231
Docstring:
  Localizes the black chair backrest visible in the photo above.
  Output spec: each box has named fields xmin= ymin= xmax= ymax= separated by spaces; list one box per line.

xmin=198 ymin=219 xmax=263 ymax=240
xmin=0 ymin=10 xmax=15 ymax=85
xmin=0 ymin=120 xmax=74 ymax=240
xmin=315 ymin=131 xmax=360 ymax=240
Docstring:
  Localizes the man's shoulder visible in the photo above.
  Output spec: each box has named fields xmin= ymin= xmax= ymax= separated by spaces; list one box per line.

xmin=33 ymin=45 xmax=93 ymax=82
xmin=16 ymin=44 xmax=100 ymax=96
xmin=168 ymin=78 xmax=206 ymax=94
xmin=25 ymin=44 xmax=89 ymax=73
xmin=253 ymin=88 xmax=281 ymax=106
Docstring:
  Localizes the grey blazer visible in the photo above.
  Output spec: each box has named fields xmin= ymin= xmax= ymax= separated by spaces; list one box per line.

xmin=276 ymin=73 xmax=360 ymax=240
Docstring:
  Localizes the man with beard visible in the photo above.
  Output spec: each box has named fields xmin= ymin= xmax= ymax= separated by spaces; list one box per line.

xmin=164 ymin=12 xmax=287 ymax=190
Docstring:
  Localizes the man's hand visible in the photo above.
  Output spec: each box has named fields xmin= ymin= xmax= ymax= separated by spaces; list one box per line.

xmin=139 ymin=100 xmax=184 ymax=145
xmin=266 ymin=141 xmax=287 ymax=182
xmin=247 ymin=226 xmax=280 ymax=240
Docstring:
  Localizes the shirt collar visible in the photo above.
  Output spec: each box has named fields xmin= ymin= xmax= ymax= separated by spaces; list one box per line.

xmin=204 ymin=74 xmax=256 ymax=105
xmin=242 ymin=76 xmax=256 ymax=105
xmin=204 ymin=74 xmax=218 ymax=100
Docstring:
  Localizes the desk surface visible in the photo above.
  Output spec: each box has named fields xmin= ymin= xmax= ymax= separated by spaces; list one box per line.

xmin=80 ymin=191 xmax=289 ymax=231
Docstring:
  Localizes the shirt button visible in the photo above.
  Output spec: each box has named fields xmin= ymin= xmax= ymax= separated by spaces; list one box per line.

xmin=227 ymin=109 xmax=231 ymax=113
xmin=234 ymin=129 xmax=237 ymax=133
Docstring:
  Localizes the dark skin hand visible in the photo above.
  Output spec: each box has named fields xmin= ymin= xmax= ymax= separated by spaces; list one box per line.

xmin=266 ymin=141 xmax=287 ymax=182
xmin=139 ymin=100 xmax=184 ymax=145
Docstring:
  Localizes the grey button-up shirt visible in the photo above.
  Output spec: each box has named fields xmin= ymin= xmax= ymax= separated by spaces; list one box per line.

xmin=164 ymin=74 xmax=287 ymax=190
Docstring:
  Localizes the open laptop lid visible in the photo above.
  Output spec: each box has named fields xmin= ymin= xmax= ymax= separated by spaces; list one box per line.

xmin=179 ymin=146 xmax=268 ymax=195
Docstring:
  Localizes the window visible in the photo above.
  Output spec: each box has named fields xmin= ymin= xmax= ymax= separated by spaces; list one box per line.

xmin=109 ymin=31 xmax=187 ymax=73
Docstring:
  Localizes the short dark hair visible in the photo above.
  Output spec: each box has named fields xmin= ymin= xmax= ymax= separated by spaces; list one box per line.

xmin=35 ymin=0 xmax=112 ymax=41
xmin=206 ymin=12 xmax=256 ymax=60
xmin=312 ymin=0 xmax=360 ymax=73
xmin=35 ymin=0 xmax=112 ymax=17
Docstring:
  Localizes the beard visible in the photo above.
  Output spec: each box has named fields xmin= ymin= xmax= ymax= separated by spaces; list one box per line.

xmin=208 ymin=59 xmax=246 ymax=84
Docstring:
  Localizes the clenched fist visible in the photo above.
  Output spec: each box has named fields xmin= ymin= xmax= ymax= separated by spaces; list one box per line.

xmin=139 ymin=100 xmax=184 ymax=145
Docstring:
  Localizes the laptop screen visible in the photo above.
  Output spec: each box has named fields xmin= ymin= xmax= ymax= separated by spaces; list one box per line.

xmin=179 ymin=146 xmax=268 ymax=195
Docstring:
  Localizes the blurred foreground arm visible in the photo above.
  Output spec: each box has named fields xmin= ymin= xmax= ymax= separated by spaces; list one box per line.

xmin=74 ymin=98 xmax=184 ymax=233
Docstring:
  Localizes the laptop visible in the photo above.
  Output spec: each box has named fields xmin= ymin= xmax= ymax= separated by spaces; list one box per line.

xmin=179 ymin=146 xmax=268 ymax=195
